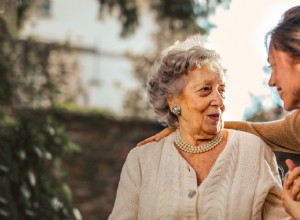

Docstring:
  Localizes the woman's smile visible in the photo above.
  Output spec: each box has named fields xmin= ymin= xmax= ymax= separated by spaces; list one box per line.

xmin=207 ymin=113 xmax=220 ymax=122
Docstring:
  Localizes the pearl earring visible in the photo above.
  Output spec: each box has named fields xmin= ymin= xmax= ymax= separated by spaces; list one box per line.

xmin=171 ymin=105 xmax=181 ymax=116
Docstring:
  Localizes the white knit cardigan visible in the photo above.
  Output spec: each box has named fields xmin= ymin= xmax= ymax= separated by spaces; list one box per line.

xmin=109 ymin=130 xmax=291 ymax=220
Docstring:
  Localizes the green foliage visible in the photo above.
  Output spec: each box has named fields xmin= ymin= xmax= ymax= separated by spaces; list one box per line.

xmin=0 ymin=111 xmax=80 ymax=220
xmin=0 ymin=14 xmax=52 ymax=106
xmin=0 ymin=17 xmax=13 ymax=104
xmin=52 ymin=102 xmax=116 ymax=117
xmin=98 ymin=0 xmax=231 ymax=36
xmin=16 ymin=0 xmax=37 ymax=29
xmin=150 ymin=0 xmax=216 ymax=32
xmin=0 ymin=17 xmax=81 ymax=108
xmin=0 ymin=1 xmax=82 ymax=219
xmin=99 ymin=0 xmax=139 ymax=37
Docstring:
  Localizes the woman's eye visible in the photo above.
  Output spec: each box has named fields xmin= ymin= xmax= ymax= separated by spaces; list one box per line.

xmin=218 ymin=86 xmax=226 ymax=97
xmin=267 ymin=64 xmax=275 ymax=70
xmin=219 ymin=90 xmax=226 ymax=98
xmin=198 ymin=87 xmax=211 ymax=96
xmin=201 ymin=87 xmax=211 ymax=92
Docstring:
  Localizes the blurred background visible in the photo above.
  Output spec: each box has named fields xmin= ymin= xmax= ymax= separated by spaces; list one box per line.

xmin=0 ymin=0 xmax=299 ymax=219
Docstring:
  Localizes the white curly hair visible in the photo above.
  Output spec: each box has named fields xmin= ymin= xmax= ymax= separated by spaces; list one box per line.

xmin=147 ymin=35 xmax=226 ymax=128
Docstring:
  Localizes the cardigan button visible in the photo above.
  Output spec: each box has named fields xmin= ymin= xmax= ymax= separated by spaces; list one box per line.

xmin=188 ymin=190 xmax=196 ymax=198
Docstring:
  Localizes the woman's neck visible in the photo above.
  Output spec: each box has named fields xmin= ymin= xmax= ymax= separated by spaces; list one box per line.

xmin=178 ymin=126 xmax=220 ymax=146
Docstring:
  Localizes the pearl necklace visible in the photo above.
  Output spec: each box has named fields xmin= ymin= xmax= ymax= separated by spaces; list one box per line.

xmin=174 ymin=129 xmax=223 ymax=154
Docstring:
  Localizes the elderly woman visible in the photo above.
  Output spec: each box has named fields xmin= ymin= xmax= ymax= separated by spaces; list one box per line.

xmin=108 ymin=36 xmax=289 ymax=219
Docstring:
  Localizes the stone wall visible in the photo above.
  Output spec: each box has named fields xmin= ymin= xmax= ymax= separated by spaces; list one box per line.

xmin=58 ymin=112 xmax=163 ymax=220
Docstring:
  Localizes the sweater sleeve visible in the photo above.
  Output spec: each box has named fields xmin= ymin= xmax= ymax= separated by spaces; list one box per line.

xmin=225 ymin=110 xmax=300 ymax=153
xmin=261 ymin=141 xmax=292 ymax=220
xmin=108 ymin=148 xmax=141 ymax=220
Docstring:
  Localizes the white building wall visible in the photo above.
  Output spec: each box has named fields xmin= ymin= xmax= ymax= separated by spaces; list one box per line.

xmin=21 ymin=0 xmax=157 ymax=114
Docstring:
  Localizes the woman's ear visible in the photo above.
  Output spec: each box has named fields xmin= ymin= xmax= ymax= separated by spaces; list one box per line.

xmin=166 ymin=94 xmax=174 ymax=109
xmin=167 ymin=93 xmax=181 ymax=112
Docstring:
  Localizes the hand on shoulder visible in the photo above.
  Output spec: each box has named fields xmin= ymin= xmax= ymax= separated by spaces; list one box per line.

xmin=136 ymin=127 xmax=175 ymax=146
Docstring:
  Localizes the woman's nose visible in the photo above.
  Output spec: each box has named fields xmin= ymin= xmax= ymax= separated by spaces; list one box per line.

xmin=211 ymin=92 xmax=224 ymax=107
xmin=268 ymin=72 xmax=276 ymax=87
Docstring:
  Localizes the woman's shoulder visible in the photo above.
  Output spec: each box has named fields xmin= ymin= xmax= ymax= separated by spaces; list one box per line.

xmin=291 ymin=109 xmax=300 ymax=116
xmin=227 ymin=129 xmax=262 ymax=142
xmin=123 ymin=135 xmax=175 ymax=176
xmin=286 ymin=109 xmax=300 ymax=124
xmin=228 ymin=129 xmax=274 ymax=158
xmin=129 ymin=134 xmax=174 ymax=162
xmin=227 ymin=129 xmax=273 ymax=152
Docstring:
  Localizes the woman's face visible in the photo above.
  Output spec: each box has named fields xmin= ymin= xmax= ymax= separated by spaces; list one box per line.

xmin=171 ymin=66 xmax=226 ymax=136
xmin=268 ymin=48 xmax=300 ymax=111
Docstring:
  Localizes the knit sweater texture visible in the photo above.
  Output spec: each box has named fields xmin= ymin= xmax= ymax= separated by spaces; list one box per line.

xmin=225 ymin=110 xmax=300 ymax=153
xmin=109 ymin=130 xmax=290 ymax=220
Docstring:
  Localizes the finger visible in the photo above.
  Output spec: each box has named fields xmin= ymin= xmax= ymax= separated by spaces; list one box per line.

xmin=136 ymin=136 xmax=158 ymax=146
xmin=291 ymin=178 xmax=300 ymax=200
xmin=161 ymin=127 xmax=175 ymax=136
xmin=285 ymin=167 xmax=300 ymax=189
xmin=136 ymin=127 xmax=176 ymax=146
xmin=283 ymin=176 xmax=291 ymax=190
xmin=297 ymin=192 xmax=300 ymax=202
xmin=286 ymin=159 xmax=296 ymax=171
xmin=281 ymin=188 xmax=291 ymax=210
xmin=282 ymin=186 xmax=298 ymax=216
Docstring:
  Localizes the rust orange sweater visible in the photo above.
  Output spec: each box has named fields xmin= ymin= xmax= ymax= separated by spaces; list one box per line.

xmin=225 ymin=110 xmax=300 ymax=153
